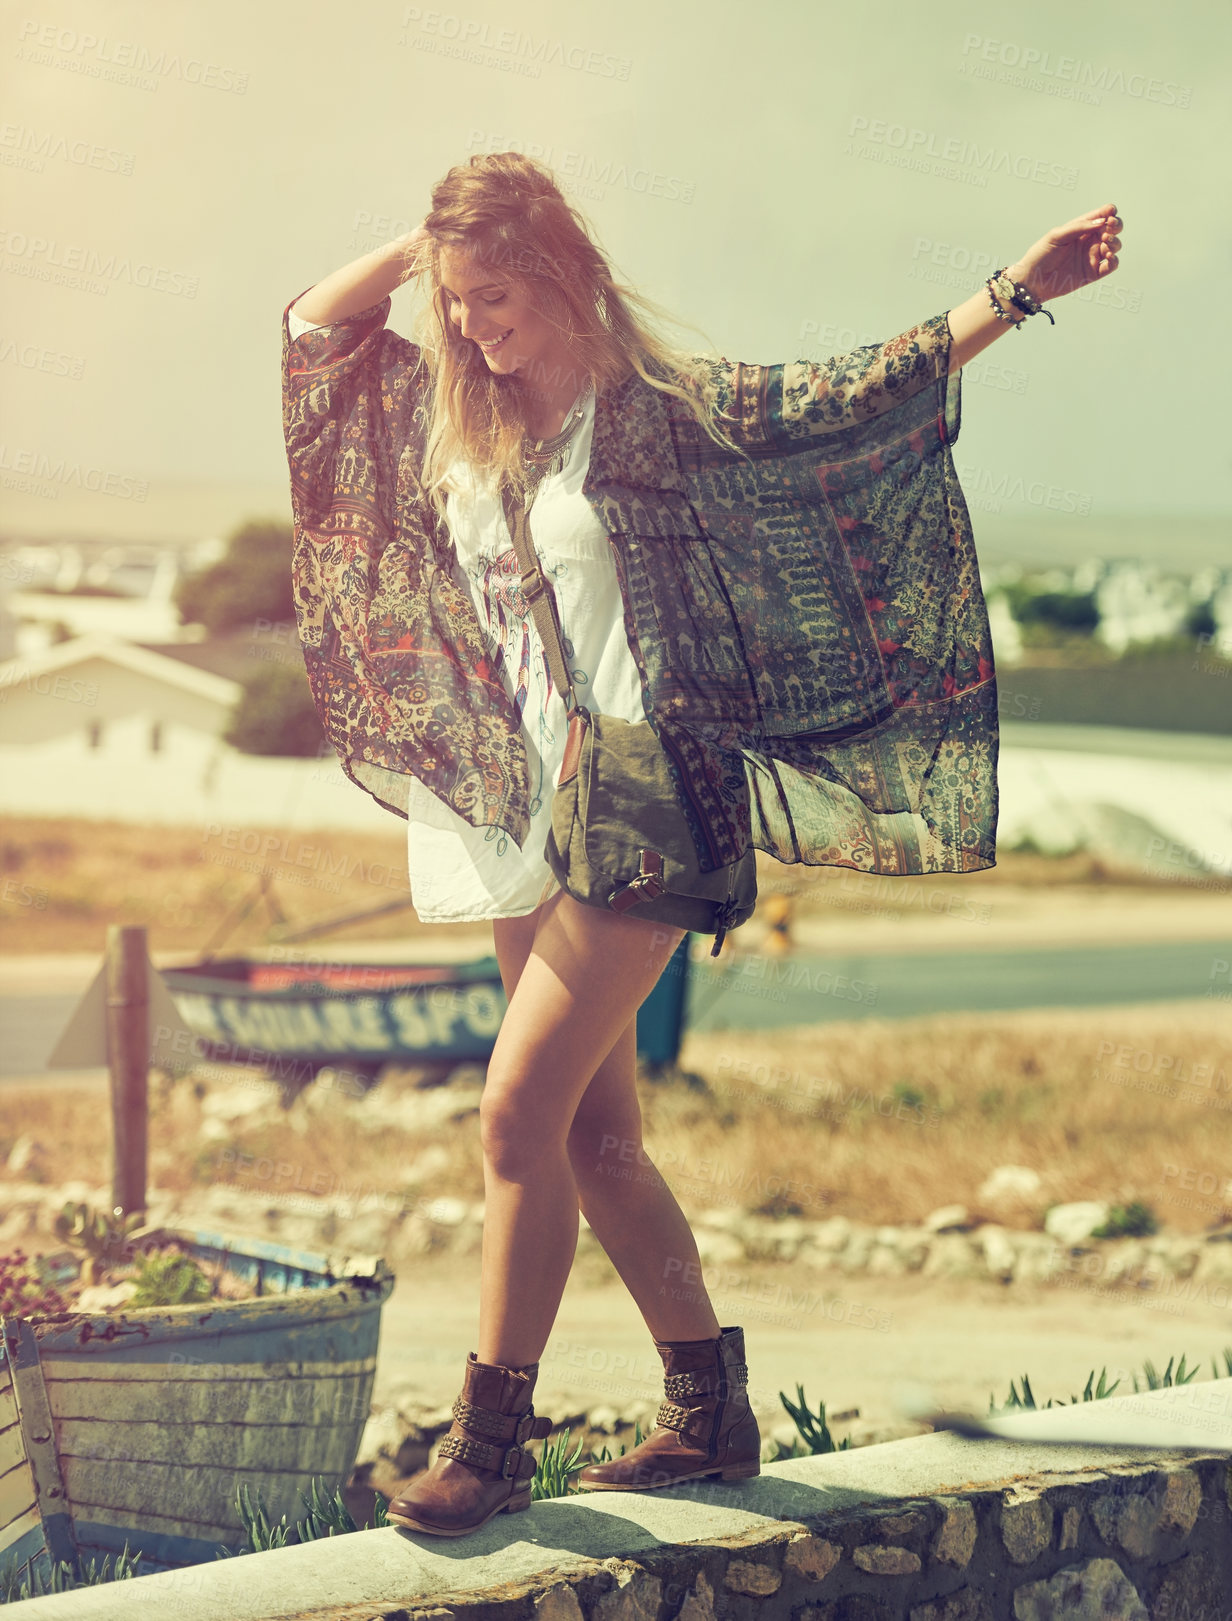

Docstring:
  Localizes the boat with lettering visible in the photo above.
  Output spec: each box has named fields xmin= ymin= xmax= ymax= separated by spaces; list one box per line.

xmin=158 ymin=952 xmax=509 ymax=1088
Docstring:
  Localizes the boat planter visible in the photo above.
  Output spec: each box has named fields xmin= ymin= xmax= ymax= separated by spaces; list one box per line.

xmin=0 ymin=1229 xmax=394 ymax=1586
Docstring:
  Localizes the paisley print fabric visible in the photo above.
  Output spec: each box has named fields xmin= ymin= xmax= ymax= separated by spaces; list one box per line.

xmin=282 ymin=286 xmax=998 ymax=877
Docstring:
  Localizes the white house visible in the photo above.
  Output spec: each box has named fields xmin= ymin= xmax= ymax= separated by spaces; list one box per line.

xmin=0 ymin=634 xmax=391 ymax=832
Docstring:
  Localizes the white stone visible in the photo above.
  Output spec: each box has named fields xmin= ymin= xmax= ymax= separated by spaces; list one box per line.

xmin=979 ymin=1165 xmax=1043 ymax=1204
xmin=5 ymin=1135 xmax=45 ymax=1177
xmin=1044 ymin=1201 xmax=1110 ymax=1246
xmin=977 ymin=1224 xmax=1018 ymax=1281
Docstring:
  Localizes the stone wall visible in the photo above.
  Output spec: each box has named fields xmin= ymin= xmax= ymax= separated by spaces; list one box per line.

xmin=322 ymin=1458 xmax=1232 ymax=1621
xmin=13 ymin=1383 xmax=1232 ymax=1621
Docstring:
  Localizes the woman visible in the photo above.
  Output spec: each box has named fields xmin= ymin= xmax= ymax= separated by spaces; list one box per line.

xmin=282 ymin=153 xmax=1122 ymax=1537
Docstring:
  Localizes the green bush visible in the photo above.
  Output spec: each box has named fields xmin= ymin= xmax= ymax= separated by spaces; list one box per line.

xmin=174 ymin=520 xmax=294 ymax=635
xmin=1091 ymin=1200 xmax=1159 ymax=1239
xmin=224 ymin=662 xmax=327 ymax=758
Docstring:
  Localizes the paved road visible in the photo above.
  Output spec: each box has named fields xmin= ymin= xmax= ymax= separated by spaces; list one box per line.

xmin=677 ymin=937 xmax=1232 ymax=1032
xmin=3 ymin=937 xmax=1228 ymax=1077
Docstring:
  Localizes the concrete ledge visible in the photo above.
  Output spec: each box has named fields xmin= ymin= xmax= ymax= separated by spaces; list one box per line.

xmin=12 ymin=1381 xmax=1232 ymax=1620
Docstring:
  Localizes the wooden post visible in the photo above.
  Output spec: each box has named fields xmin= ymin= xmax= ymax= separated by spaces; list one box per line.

xmin=105 ymin=924 xmax=148 ymax=1218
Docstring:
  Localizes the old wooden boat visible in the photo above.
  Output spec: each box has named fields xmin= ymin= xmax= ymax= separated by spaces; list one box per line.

xmin=0 ymin=1229 xmax=394 ymax=1585
xmin=160 ymin=940 xmax=691 ymax=1084
xmin=160 ymin=953 xmax=510 ymax=1087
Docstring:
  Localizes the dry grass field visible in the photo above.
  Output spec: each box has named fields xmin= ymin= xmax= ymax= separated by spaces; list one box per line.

xmin=2 ymin=1000 xmax=1227 ymax=1236
xmin=1 ymin=817 xmax=1228 ymax=1236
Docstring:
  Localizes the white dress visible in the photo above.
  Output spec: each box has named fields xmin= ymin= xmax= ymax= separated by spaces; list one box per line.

xmin=287 ymin=303 xmax=648 ymax=922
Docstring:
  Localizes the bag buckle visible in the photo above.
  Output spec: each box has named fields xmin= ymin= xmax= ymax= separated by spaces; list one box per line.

xmin=608 ymin=850 xmax=666 ymax=912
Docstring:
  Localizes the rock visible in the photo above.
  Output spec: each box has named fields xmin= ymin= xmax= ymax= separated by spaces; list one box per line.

xmin=931 ymin=1499 xmax=977 ymax=1566
xmin=783 ymin=1533 xmax=841 ymax=1581
xmin=675 ymin=1571 xmax=717 ymax=1621
xmin=1010 ymin=1555 xmax=1147 ymax=1620
xmin=921 ymin=1234 xmax=979 ymax=1279
xmin=1044 ymin=1202 xmax=1110 ymax=1246
xmin=837 ymin=1226 xmax=876 ymax=1272
xmin=807 ymin=1216 xmax=853 ymax=1250
xmin=594 ymin=1560 xmax=661 ymax=1621
xmin=1012 ymin=1233 xmax=1065 ymax=1284
xmin=74 ymin=1280 xmax=138 ymax=1312
xmin=867 ymin=1243 xmax=908 ymax=1276
xmin=976 ymin=1224 xmax=1018 ymax=1282
xmin=909 ymin=1589 xmax=991 ymax=1621
xmin=923 ymin=1204 xmax=971 ymax=1233
xmin=356 ymin=1407 xmax=434 ymax=1477
xmin=1151 ymin=1547 xmax=1229 ymax=1619
xmin=6 ymin=1135 xmax=46 ymax=1179
xmin=1059 ymin=1505 xmax=1082 ymax=1550
xmin=1000 ymin=1491 xmax=1052 ymax=1563
xmin=534 ymin=1586 xmax=585 ymax=1621
xmin=978 ymin=1165 xmax=1042 ymax=1205
xmin=892 ymin=1231 xmax=932 ymax=1271
xmin=1092 ymin=1470 xmax=1202 ymax=1560
xmin=852 ymin=1544 xmax=921 ymax=1576
xmin=723 ymin=1559 xmax=781 ymax=1596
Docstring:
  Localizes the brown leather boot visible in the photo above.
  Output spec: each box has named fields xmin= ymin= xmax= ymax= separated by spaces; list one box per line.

xmin=574 ymin=1325 xmax=761 ymax=1491
xmin=386 ymin=1352 xmax=553 ymax=1536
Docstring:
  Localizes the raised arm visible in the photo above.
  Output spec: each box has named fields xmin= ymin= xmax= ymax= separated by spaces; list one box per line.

xmin=701 ymin=204 xmax=1123 ymax=453
xmin=945 ymin=204 xmax=1122 ymax=372
xmin=291 ymin=222 xmax=431 ymax=325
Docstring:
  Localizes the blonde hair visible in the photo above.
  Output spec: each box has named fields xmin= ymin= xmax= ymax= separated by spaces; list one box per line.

xmin=396 ymin=151 xmax=748 ymax=527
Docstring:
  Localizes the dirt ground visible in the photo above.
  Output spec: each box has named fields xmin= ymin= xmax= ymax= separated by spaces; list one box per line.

xmin=372 ymin=1252 xmax=1232 ymax=1449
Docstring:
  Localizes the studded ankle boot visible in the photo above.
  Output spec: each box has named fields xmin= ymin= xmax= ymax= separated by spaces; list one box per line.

xmin=574 ymin=1324 xmax=760 ymax=1491
xmin=386 ymin=1352 xmax=553 ymax=1536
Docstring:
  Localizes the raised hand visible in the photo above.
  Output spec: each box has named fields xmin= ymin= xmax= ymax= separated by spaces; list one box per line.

xmin=1008 ymin=206 xmax=1123 ymax=304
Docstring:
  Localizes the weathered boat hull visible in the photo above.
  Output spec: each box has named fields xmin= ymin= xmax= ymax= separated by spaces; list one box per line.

xmin=0 ymin=1233 xmax=394 ymax=1585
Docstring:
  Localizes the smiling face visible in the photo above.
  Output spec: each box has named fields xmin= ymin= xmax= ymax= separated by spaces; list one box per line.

xmin=437 ymin=244 xmax=561 ymax=380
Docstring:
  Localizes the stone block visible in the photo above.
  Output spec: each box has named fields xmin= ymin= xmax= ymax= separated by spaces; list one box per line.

xmin=595 ymin=1560 xmax=662 ymax=1621
xmin=782 ymin=1534 xmax=841 ymax=1582
xmin=851 ymin=1544 xmax=922 ymax=1576
xmin=724 ymin=1560 xmax=782 ymax=1596
xmin=931 ymin=1499 xmax=977 ymax=1567
xmin=535 ymin=1585 xmax=586 ymax=1621
xmin=1059 ymin=1504 xmax=1082 ymax=1550
xmin=1000 ymin=1493 xmax=1052 ymax=1564
xmin=676 ymin=1570 xmax=717 ymax=1621
xmin=1010 ymin=1555 xmax=1147 ymax=1620
xmin=909 ymin=1587 xmax=992 ymax=1621
xmin=1151 ymin=1548 xmax=1231 ymax=1620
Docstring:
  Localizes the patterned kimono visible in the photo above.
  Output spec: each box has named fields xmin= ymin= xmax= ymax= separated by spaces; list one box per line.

xmin=281 ymin=287 xmax=998 ymax=877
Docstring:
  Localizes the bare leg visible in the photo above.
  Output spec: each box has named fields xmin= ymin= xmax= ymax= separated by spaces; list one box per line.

xmin=488 ymin=905 xmax=720 ymax=1362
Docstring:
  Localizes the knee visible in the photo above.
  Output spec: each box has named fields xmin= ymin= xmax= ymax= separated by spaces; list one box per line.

xmin=479 ymin=1093 xmax=564 ymax=1181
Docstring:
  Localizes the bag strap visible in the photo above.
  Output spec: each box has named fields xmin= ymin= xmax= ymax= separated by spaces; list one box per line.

xmin=500 ymin=482 xmax=581 ymax=718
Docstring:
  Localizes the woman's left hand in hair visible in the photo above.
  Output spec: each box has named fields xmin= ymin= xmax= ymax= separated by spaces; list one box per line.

xmin=1008 ymin=205 xmax=1123 ymax=304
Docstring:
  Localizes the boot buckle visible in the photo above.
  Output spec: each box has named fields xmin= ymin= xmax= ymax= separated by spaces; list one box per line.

xmin=501 ymin=1442 xmax=523 ymax=1479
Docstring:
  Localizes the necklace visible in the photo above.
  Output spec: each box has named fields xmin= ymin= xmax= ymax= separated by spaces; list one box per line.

xmin=521 ymin=379 xmax=594 ymax=501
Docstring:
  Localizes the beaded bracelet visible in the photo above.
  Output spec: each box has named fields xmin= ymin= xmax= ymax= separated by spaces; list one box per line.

xmin=987 ymin=267 xmax=1057 ymax=329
